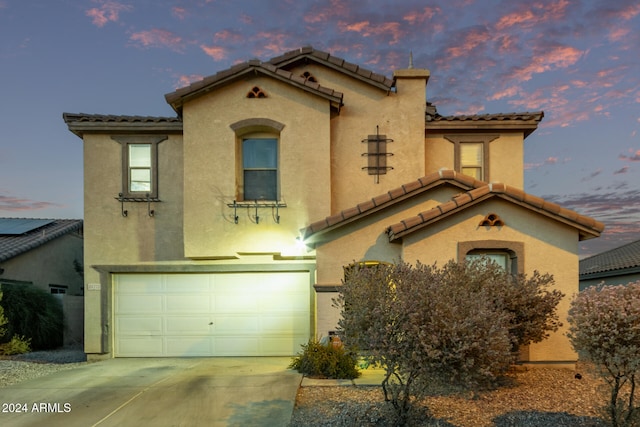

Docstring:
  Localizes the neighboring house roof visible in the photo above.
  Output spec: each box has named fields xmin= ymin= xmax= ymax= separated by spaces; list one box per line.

xmin=63 ymin=113 xmax=183 ymax=137
xmin=302 ymin=170 xmax=604 ymax=243
xmin=579 ymin=239 xmax=640 ymax=279
xmin=0 ymin=218 xmax=83 ymax=263
xmin=164 ymin=58 xmax=344 ymax=114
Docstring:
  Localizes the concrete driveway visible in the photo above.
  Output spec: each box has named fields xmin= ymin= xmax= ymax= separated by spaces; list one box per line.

xmin=0 ymin=357 xmax=302 ymax=427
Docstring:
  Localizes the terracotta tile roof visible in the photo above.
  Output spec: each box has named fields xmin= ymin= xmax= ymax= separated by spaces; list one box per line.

xmin=63 ymin=113 xmax=183 ymax=137
xmin=426 ymin=110 xmax=544 ymax=138
xmin=268 ymin=46 xmax=395 ymax=90
xmin=301 ymin=170 xmax=485 ymax=239
xmin=0 ymin=218 xmax=83 ymax=263
xmin=386 ymin=182 xmax=604 ymax=242
xmin=579 ymin=239 xmax=640 ymax=278
xmin=164 ymin=58 xmax=344 ymax=114
xmin=301 ymin=173 xmax=603 ymax=243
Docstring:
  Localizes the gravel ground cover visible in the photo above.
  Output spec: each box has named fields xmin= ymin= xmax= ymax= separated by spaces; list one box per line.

xmin=289 ymin=363 xmax=609 ymax=427
xmin=0 ymin=347 xmax=89 ymax=387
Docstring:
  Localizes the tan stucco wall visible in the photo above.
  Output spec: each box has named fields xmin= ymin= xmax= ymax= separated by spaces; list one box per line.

xmin=425 ymin=133 xmax=524 ymax=187
xmin=401 ymin=199 xmax=579 ymax=363
xmin=181 ymin=77 xmax=332 ymax=258
xmin=314 ymin=197 xmax=581 ymax=363
xmin=82 ymin=132 xmax=184 ymax=352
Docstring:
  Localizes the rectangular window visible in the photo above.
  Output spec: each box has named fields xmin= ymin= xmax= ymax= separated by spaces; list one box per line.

xmin=243 ymin=138 xmax=278 ymax=201
xmin=466 ymin=251 xmax=510 ymax=272
xmin=128 ymin=144 xmax=152 ymax=193
xmin=460 ymin=142 xmax=483 ymax=180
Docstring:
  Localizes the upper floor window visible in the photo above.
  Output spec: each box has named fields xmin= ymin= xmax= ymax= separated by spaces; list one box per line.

xmin=445 ymin=134 xmax=498 ymax=182
xmin=242 ymin=138 xmax=278 ymax=201
xmin=112 ymin=135 xmax=166 ymax=199
xmin=128 ymin=144 xmax=152 ymax=192
xmin=460 ymin=143 xmax=483 ymax=180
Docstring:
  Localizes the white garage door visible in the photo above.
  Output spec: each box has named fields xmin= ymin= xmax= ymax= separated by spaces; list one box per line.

xmin=114 ymin=272 xmax=311 ymax=357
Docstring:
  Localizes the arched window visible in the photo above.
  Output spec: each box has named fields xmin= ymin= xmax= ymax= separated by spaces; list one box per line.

xmin=230 ymin=119 xmax=285 ymax=202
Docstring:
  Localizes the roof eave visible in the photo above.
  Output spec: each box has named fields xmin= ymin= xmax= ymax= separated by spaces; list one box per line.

xmin=426 ymin=120 xmax=542 ymax=138
xmin=64 ymin=120 xmax=184 ymax=138
xmin=388 ymin=192 xmax=603 ymax=242
xmin=269 ymin=50 xmax=393 ymax=92
xmin=580 ymin=266 xmax=640 ymax=281
xmin=165 ymin=65 xmax=344 ymax=115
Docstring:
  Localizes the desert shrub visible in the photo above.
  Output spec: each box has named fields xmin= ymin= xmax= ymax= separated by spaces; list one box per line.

xmin=0 ymin=290 xmax=7 ymax=339
xmin=0 ymin=335 xmax=32 ymax=355
xmin=336 ymin=259 xmax=562 ymax=425
xmin=0 ymin=283 xmax=64 ymax=350
xmin=289 ymin=337 xmax=360 ymax=379
xmin=568 ymin=282 xmax=640 ymax=427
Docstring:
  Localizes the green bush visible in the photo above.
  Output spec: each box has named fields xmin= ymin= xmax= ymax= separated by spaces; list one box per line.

xmin=0 ymin=283 xmax=64 ymax=350
xmin=568 ymin=282 xmax=640 ymax=427
xmin=0 ymin=335 xmax=31 ymax=355
xmin=289 ymin=337 xmax=360 ymax=379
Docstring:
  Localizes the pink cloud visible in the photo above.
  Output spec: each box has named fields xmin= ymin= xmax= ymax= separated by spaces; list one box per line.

xmin=175 ymin=74 xmax=203 ymax=89
xmin=619 ymin=2 xmax=640 ymax=20
xmin=172 ymin=7 xmax=187 ymax=20
xmin=619 ymin=149 xmax=640 ymax=162
xmin=251 ymin=31 xmax=292 ymax=57
xmin=402 ymin=6 xmax=439 ymax=25
xmin=0 ymin=195 xmax=61 ymax=212
xmin=85 ymin=1 xmax=132 ymax=28
xmin=509 ymin=45 xmax=583 ymax=81
xmin=445 ymin=27 xmax=491 ymax=58
xmin=200 ymin=45 xmax=227 ymax=61
xmin=304 ymin=0 xmax=349 ymax=24
xmin=489 ymin=85 xmax=520 ymax=101
xmin=130 ymin=29 xmax=184 ymax=51
xmin=214 ymin=29 xmax=244 ymax=43
xmin=338 ymin=20 xmax=403 ymax=45
xmin=495 ymin=0 xmax=569 ymax=31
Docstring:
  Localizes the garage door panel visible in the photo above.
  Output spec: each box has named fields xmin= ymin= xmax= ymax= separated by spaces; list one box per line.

xmin=114 ymin=272 xmax=310 ymax=357
xmin=214 ymin=315 xmax=260 ymax=333
xmin=116 ymin=295 xmax=163 ymax=313
xmin=116 ymin=275 xmax=163 ymax=293
xmin=166 ymin=295 xmax=210 ymax=313
xmin=117 ymin=316 xmax=162 ymax=334
xmin=215 ymin=294 xmax=259 ymax=312
xmin=165 ymin=316 xmax=212 ymax=334
xmin=164 ymin=274 xmax=211 ymax=292
xmin=116 ymin=337 xmax=164 ymax=357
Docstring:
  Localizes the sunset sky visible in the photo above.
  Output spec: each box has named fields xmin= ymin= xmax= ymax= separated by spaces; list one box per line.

xmin=1 ymin=0 xmax=639 ymax=257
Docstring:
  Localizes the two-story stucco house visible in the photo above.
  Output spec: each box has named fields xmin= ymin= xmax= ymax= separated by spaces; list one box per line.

xmin=64 ymin=46 xmax=603 ymax=364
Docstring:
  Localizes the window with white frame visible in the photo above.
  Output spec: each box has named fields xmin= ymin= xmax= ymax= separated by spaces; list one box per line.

xmin=460 ymin=142 xmax=483 ymax=180
xmin=112 ymin=135 xmax=166 ymax=199
xmin=128 ymin=144 xmax=152 ymax=192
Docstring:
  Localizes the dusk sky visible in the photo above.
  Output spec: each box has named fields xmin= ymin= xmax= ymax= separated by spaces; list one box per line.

xmin=1 ymin=0 xmax=639 ymax=257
